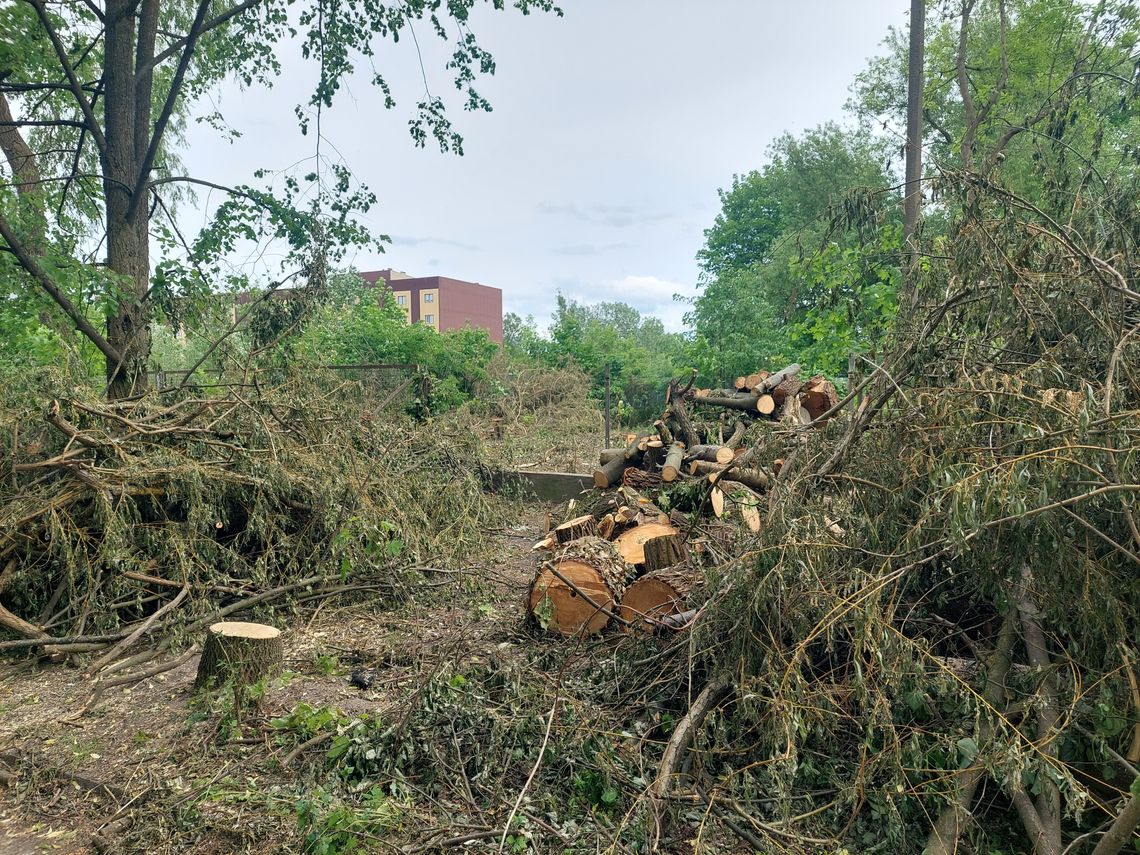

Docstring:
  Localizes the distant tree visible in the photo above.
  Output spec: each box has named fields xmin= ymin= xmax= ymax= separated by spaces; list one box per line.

xmin=687 ymin=123 xmax=899 ymax=382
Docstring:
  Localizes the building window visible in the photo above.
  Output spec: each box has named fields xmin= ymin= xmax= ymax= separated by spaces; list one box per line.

xmin=424 ymin=292 xmax=434 ymax=303
xmin=425 ymin=314 xmax=434 ymax=324
xmin=397 ymin=294 xmax=406 ymax=305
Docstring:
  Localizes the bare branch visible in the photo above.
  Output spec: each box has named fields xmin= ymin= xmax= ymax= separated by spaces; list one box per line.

xmin=126 ymin=0 xmax=212 ymax=220
xmin=138 ymin=0 xmax=268 ymax=77
xmin=25 ymin=0 xmax=109 ymax=160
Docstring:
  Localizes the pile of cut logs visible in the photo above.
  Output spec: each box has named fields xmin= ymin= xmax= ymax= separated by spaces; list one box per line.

xmin=527 ymin=363 xmax=838 ymax=638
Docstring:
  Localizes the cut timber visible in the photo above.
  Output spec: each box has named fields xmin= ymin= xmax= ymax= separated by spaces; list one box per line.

xmin=693 ymin=392 xmax=775 ymax=416
xmin=724 ymin=419 xmax=747 ymax=450
xmin=799 ymin=376 xmax=840 ymax=423
xmin=685 ymin=444 xmax=734 ymax=465
xmin=768 ymin=377 xmax=802 ymax=407
xmin=622 ymin=468 xmax=662 ymax=490
xmin=620 ymin=566 xmax=704 ymax=632
xmin=661 ymin=442 xmax=686 ymax=482
xmin=653 ymin=419 xmax=673 ymax=445
xmin=598 ymin=448 xmax=626 ymax=465
xmin=528 ymin=537 xmax=634 ymax=636
xmin=710 ymin=486 xmax=726 ymax=518
xmin=597 ymin=514 xmax=616 ymax=540
xmin=554 ymin=514 xmax=597 ymax=544
xmin=642 ymin=532 xmax=688 ymax=572
xmin=734 ymin=371 xmax=769 ymax=391
xmin=735 ymin=492 xmax=762 ymax=533
xmin=754 ymin=362 xmax=801 ymax=393
xmin=593 ymin=435 xmax=645 ymax=488
xmin=194 ymin=621 xmax=283 ymax=690
xmin=690 ymin=460 xmax=770 ymax=492
xmin=613 ymin=522 xmax=680 ymax=566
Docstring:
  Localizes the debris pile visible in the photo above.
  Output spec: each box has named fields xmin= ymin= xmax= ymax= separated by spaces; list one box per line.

xmin=528 ymin=363 xmax=838 ymax=636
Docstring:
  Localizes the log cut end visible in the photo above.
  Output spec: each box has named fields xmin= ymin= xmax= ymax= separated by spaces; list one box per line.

xmin=528 ymin=537 xmax=633 ymax=637
xmin=619 ymin=567 xmax=703 ymax=632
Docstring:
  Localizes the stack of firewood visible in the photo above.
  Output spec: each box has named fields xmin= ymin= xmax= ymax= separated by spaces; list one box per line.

xmin=527 ymin=363 xmax=839 ymax=638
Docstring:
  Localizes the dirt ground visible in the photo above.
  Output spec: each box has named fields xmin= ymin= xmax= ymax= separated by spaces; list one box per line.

xmin=0 ymin=509 xmax=553 ymax=854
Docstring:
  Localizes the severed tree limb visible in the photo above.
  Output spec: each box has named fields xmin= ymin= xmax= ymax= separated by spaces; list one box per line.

xmin=1091 ymin=785 xmax=1140 ymax=855
xmin=1014 ymin=564 xmax=1063 ymax=855
xmin=0 ymin=211 xmax=123 ymax=365
xmin=924 ymin=604 xmax=1018 ymax=855
xmin=650 ymin=676 xmax=733 ymax=801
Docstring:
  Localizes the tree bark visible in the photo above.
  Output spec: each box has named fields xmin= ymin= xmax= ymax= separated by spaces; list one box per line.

xmin=103 ymin=0 xmax=152 ymax=398
xmin=593 ymin=435 xmax=645 ymax=488
xmin=661 ymin=441 xmax=686 ymax=482
xmin=641 ymin=533 xmax=688 ymax=573
xmin=684 ymin=444 xmax=734 ymax=465
xmin=689 ymin=460 xmax=770 ymax=492
xmin=1092 ymin=788 xmax=1140 ymax=855
xmin=194 ymin=621 xmax=283 ymax=690
xmin=694 ymin=392 xmax=775 ymax=415
xmin=554 ymin=514 xmax=597 ymax=544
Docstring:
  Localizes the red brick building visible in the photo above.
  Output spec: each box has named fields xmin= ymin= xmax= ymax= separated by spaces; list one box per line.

xmin=359 ymin=269 xmax=503 ymax=344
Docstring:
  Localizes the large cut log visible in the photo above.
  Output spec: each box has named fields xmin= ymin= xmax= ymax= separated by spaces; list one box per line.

xmin=688 ymin=460 xmax=771 ymax=491
xmin=593 ymin=435 xmax=645 ymax=488
xmin=613 ymin=521 xmax=680 ymax=566
xmin=653 ymin=419 xmax=673 ymax=446
xmin=661 ymin=442 xmax=686 ymax=482
xmin=799 ymin=375 xmax=840 ymax=423
xmin=769 ymin=376 xmax=802 ymax=406
xmin=528 ymin=537 xmax=634 ymax=636
xmin=554 ymin=514 xmax=597 ymax=544
xmin=693 ymin=392 xmax=775 ymax=416
xmin=684 ymin=444 xmax=734 ymax=465
xmin=642 ymin=532 xmax=688 ymax=572
xmin=734 ymin=371 xmax=769 ymax=391
xmin=194 ymin=621 xmax=283 ymax=690
xmin=619 ymin=566 xmax=704 ymax=632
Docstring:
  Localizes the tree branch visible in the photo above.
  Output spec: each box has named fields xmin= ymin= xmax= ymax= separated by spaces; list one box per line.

xmin=26 ymin=0 xmax=109 ymax=160
xmin=138 ymin=0 xmax=268 ymax=77
xmin=0 ymin=209 xmax=123 ymax=365
xmin=1091 ymin=786 xmax=1140 ymax=855
xmin=126 ymin=0 xmax=212 ymax=220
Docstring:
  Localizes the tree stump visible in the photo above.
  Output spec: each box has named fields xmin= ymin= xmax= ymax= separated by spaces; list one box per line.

xmin=528 ymin=537 xmax=635 ymax=637
xmin=642 ymin=533 xmax=688 ymax=572
xmin=619 ymin=566 xmax=704 ymax=632
xmin=194 ymin=621 xmax=283 ymax=690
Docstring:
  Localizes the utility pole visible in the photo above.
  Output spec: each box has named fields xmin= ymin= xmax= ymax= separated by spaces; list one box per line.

xmin=603 ymin=364 xmax=611 ymax=448
xmin=903 ymin=0 xmax=926 ymax=298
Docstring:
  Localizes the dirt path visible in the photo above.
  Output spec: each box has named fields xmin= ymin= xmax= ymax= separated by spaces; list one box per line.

xmin=0 ymin=509 xmax=548 ymax=854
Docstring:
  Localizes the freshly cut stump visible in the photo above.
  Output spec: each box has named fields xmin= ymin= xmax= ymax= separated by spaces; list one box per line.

xmin=620 ymin=567 xmax=704 ymax=632
xmin=554 ymin=514 xmax=597 ymax=544
xmin=194 ymin=621 xmax=283 ymax=690
xmin=642 ymin=533 xmax=688 ymax=573
xmin=613 ymin=522 xmax=680 ymax=567
xmin=528 ymin=537 xmax=635 ymax=637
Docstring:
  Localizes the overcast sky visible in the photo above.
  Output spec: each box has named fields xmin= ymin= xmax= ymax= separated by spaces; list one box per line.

xmin=180 ymin=1 xmax=906 ymax=332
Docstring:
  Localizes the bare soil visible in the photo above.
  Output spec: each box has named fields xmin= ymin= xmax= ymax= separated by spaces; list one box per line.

xmin=0 ymin=511 xmax=550 ymax=854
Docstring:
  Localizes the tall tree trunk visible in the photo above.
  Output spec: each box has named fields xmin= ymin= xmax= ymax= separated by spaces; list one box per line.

xmin=903 ymin=0 xmax=924 ymax=289
xmin=103 ymin=0 xmax=151 ymax=399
